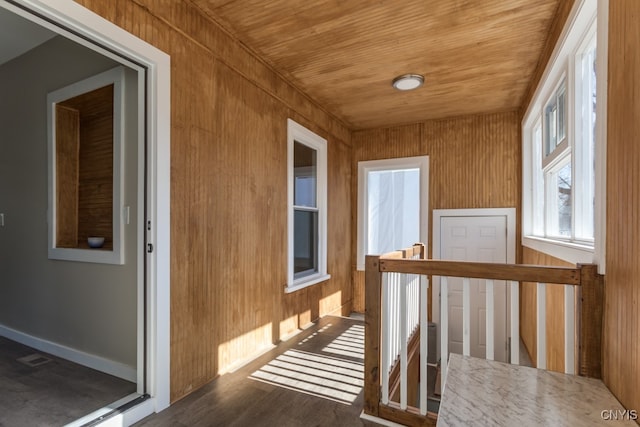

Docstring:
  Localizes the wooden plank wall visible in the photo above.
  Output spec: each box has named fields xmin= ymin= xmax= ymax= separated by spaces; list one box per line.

xmin=351 ymin=111 xmax=520 ymax=314
xmin=75 ymin=0 xmax=352 ymax=402
xmin=521 ymin=247 xmax=574 ymax=372
xmin=55 ymin=105 xmax=80 ymax=248
xmin=75 ymin=85 xmax=114 ymax=249
xmin=604 ymin=0 xmax=640 ymax=413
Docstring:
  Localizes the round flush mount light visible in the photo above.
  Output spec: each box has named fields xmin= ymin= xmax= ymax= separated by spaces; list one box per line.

xmin=392 ymin=74 xmax=425 ymax=91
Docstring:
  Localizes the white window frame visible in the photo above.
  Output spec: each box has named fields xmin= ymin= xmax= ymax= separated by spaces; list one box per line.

xmin=574 ymin=25 xmax=598 ymax=242
xmin=542 ymin=77 xmax=569 ymax=168
xmin=544 ymin=153 xmax=572 ymax=238
xmin=286 ymin=119 xmax=330 ymax=292
xmin=356 ymin=156 xmax=429 ymax=271
xmin=522 ymin=0 xmax=606 ymax=269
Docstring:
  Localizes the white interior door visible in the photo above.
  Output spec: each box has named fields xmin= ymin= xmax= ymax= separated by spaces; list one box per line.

xmin=436 ymin=212 xmax=512 ymax=362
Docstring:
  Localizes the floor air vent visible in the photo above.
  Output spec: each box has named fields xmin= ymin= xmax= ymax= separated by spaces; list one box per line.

xmin=17 ymin=353 xmax=53 ymax=367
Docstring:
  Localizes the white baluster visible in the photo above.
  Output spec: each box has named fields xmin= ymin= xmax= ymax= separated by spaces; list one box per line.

xmin=441 ymin=277 xmax=449 ymax=384
xmin=537 ymin=282 xmax=547 ymax=370
xmin=415 ymin=275 xmax=420 ymax=329
xmin=420 ymin=276 xmax=428 ymax=415
xmin=400 ymin=273 xmax=408 ymax=410
xmin=510 ymin=281 xmax=520 ymax=364
xmin=407 ymin=274 xmax=416 ymax=336
xmin=463 ymin=278 xmax=470 ymax=357
xmin=391 ymin=274 xmax=398 ymax=367
xmin=414 ymin=276 xmax=419 ymax=331
xmin=486 ymin=279 xmax=495 ymax=361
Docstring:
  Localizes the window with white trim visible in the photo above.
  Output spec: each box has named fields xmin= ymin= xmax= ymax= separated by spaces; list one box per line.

xmin=522 ymin=0 xmax=603 ymax=264
xmin=287 ymin=119 xmax=330 ymax=292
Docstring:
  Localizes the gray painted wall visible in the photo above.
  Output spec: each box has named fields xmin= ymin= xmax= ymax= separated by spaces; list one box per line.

xmin=0 ymin=36 xmax=139 ymax=370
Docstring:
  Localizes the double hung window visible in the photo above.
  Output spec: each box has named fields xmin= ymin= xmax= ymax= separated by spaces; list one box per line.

xmin=522 ymin=0 xmax=602 ymax=264
xmin=287 ymin=119 xmax=329 ymax=292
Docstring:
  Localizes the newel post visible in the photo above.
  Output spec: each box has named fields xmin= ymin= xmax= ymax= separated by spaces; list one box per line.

xmin=364 ymin=255 xmax=383 ymax=416
xmin=417 ymin=242 xmax=426 ymax=259
xmin=578 ymin=264 xmax=604 ymax=378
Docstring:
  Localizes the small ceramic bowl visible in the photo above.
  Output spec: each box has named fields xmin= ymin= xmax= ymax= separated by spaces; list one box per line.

xmin=87 ymin=236 xmax=105 ymax=248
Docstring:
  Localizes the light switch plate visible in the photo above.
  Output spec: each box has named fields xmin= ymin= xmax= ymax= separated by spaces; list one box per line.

xmin=123 ymin=206 xmax=130 ymax=225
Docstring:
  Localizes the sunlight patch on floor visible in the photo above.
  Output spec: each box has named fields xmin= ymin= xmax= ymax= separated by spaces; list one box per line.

xmin=321 ymin=324 xmax=365 ymax=359
xmin=249 ymin=324 xmax=365 ymax=405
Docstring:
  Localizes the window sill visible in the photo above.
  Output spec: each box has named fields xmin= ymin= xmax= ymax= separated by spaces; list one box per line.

xmin=285 ymin=273 xmax=331 ymax=294
xmin=48 ymin=247 xmax=124 ymax=265
xmin=522 ymin=236 xmax=594 ymax=265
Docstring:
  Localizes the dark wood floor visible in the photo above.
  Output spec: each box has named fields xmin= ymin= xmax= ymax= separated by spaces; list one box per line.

xmin=135 ymin=314 xmax=536 ymax=427
xmin=136 ymin=315 xmax=378 ymax=427
xmin=0 ymin=336 xmax=136 ymax=426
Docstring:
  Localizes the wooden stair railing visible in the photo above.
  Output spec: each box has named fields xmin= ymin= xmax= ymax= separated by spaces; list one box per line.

xmin=364 ymin=245 xmax=604 ymax=427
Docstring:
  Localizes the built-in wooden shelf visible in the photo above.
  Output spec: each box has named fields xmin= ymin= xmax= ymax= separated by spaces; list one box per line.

xmin=55 ymin=84 xmax=114 ymax=250
xmin=47 ymin=67 xmax=125 ymax=264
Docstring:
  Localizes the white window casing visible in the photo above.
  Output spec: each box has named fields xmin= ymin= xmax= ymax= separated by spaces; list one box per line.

xmin=286 ymin=119 xmax=330 ymax=292
xmin=47 ymin=66 xmax=125 ymax=264
xmin=522 ymin=0 xmax=606 ymax=269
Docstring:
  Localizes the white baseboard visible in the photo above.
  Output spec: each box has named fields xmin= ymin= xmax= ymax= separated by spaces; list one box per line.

xmin=0 ymin=324 xmax=136 ymax=382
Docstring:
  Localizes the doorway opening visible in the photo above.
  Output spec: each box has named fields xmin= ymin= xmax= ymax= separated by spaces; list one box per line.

xmin=356 ymin=156 xmax=429 ymax=270
xmin=0 ymin=1 xmax=170 ymax=424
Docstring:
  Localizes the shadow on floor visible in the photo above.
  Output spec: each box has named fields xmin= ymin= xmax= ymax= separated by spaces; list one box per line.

xmin=136 ymin=315 xmax=377 ymax=427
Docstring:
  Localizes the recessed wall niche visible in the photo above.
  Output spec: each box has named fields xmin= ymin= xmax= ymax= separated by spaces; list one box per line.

xmin=47 ymin=67 xmax=125 ymax=264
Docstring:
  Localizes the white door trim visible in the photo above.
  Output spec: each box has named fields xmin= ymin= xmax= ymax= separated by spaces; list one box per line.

xmin=4 ymin=0 xmax=171 ymax=420
xmin=356 ymin=155 xmax=429 ymax=270
xmin=432 ymin=208 xmax=516 ymax=360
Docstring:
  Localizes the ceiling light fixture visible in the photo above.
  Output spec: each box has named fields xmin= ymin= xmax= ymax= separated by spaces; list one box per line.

xmin=392 ymin=74 xmax=425 ymax=91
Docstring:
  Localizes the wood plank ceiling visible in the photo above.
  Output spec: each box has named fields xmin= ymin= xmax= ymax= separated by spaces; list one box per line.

xmin=190 ymin=0 xmax=561 ymax=129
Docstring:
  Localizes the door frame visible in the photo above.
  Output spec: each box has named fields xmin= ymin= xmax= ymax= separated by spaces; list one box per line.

xmin=356 ymin=155 xmax=429 ymax=270
xmin=432 ymin=208 xmax=516 ymax=361
xmin=4 ymin=0 xmax=171 ymax=422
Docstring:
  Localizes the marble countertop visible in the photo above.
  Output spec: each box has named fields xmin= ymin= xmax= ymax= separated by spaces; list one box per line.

xmin=437 ymin=354 xmax=636 ymax=426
